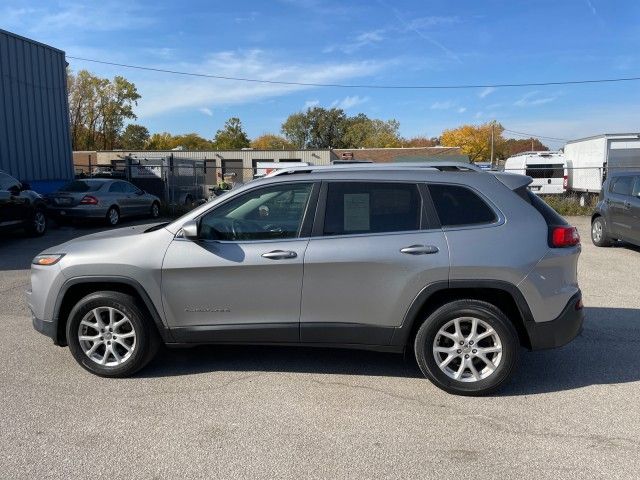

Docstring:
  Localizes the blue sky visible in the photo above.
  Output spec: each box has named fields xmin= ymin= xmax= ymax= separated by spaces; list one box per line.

xmin=4 ymin=0 xmax=640 ymax=148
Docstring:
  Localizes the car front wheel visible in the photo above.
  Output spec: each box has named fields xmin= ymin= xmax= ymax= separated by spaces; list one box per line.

xmin=414 ymin=299 xmax=519 ymax=396
xmin=150 ymin=202 xmax=160 ymax=219
xmin=66 ymin=291 xmax=159 ymax=377
xmin=25 ymin=208 xmax=47 ymax=236
xmin=591 ymin=216 xmax=612 ymax=247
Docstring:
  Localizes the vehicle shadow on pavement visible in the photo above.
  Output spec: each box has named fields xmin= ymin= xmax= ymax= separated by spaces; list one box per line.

xmin=502 ymin=306 xmax=640 ymax=395
xmin=141 ymin=306 xmax=640 ymax=395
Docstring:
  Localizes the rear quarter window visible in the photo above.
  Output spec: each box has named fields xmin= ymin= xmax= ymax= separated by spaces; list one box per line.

xmin=428 ymin=184 xmax=497 ymax=227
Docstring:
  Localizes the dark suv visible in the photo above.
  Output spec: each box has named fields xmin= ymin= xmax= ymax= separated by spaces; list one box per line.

xmin=0 ymin=170 xmax=47 ymax=236
xmin=591 ymin=172 xmax=640 ymax=247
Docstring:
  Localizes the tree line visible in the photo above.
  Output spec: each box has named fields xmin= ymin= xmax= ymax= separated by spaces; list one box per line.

xmin=68 ymin=70 xmax=548 ymax=160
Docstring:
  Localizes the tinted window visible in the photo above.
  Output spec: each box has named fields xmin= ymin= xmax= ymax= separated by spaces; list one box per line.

xmin=611 ymin=176 xmax=634 ymax=196
xmin=525 ymin=164 xmax=564 ymax=179
xmin=199 ymin=183 xmax=313 ymax=241
xmin=522 ymin=189 xmax=568 ymax=226
xmin=122 ymin=182 xmax=140 ymax=193
xmin=428 ymin=184 xmax=496 ymax=226
xmin=0 ymin=172 xmax=20 ymax=191
xmin=59 ymin=180 xmax=102 ymax=192
xmin=109 ymin=182 xmax=126 ymax=193
xmin=323 ymin=182 xmax=421 ymax=236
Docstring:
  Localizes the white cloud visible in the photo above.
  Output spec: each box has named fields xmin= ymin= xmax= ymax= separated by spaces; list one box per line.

xmin=475 ymin=111 xmax=484 ymax=119
xmin=235 ymin=11 xmax=259 ymax=23
xmin=136 ymin=50 xmax=387 ymax=118
xmin=198 ymin=107 xmax=213 ymax=117
xmin=330 ymin=95 xmax=369 ymax=110
xmin=479 ymin=87 xmax=496 ymax=98
xmin=514 ymin=91 xmax=558 ymax=107
xmin=304 ymin=99 xmax=320 ymax=109
xmin=585 ymin=0 xmax=597 ymax=15
xmin=457 ymin=107 xmax=467 ymax=113
xmin=430 ymin=101 xmax=456 ymax=110
xmin=324 ymin=29 xmax=385 ymax=54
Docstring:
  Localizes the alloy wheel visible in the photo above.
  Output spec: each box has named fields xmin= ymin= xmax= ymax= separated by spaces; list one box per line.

xmin=33 ymin=211 xmax=46 ymax=234
xmin=592 ymin=221 xmax=603 ymax=242
xmin=77 ymin=307 xmax=136 ymax=367
xmin=108 ymin=208 xmax=119 ymax=225
xmin=432 ymin=317 xmax=503 ymax=382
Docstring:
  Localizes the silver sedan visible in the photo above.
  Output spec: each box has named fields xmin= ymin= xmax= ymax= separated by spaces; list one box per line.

xmin=45 ymin=179 xmax=161 ymax=226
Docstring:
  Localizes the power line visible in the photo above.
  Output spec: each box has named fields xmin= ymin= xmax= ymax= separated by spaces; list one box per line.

xmin=66 ymin=56 xmax=640 ymax=90
xmin=503 ymin=128 xmax=568 ymax=143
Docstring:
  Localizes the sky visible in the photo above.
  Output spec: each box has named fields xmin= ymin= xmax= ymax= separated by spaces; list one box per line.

xmin=3 ymin=0 xmax=640 ymax=149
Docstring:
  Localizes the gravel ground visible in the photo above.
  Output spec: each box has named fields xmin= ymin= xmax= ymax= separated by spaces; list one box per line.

xmin=1 ymin=216 xmax=639 ymax=479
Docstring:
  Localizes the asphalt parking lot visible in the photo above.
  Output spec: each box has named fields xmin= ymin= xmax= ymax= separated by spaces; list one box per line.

xmin=1 ymin=216 xmax=639 ymax=479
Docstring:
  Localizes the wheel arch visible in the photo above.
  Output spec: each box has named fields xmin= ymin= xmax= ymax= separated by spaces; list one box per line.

xmin=53 ymin=276 xmax=172 ymax=346
xmin=392 ymin=280 xmax=534 ymax=350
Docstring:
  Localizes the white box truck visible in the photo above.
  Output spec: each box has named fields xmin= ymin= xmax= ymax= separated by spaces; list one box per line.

xmin=564 ymin=133 xmax=640 ymax=205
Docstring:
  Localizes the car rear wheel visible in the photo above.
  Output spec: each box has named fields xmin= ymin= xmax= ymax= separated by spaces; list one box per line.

xmin=414 ymin=299 xmax=519 ymax=396
xmin=106 ymin=206 xmax=120 ymax=226
xmin=66 ymin=291 xmax=160 ymax=377
xmin=591 ymin=216 xmax=612 ymax=247
xmin=25 ymin=208 xmax=47 ymax=236
xmin=150 ymin=202 xmax=160 ymax=219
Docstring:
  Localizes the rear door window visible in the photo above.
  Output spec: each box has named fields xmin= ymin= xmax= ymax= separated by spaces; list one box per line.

xmin=611 ymin=176 xmax=634 ymax=196
xmin=525 ymin=164 xmax=564 ymax=179
xmin=323 ymin=182 xmax=422 ymax=236
xmin=428 ymin=184 xmax=497 ymax=227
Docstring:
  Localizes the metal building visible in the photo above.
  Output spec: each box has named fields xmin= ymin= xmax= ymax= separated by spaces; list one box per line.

xmin=0 ymin=29 xmax=73 ymax=192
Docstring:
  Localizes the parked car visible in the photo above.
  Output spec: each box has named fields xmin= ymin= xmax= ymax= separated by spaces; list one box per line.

xmin=591 ymin=172 xmax=640 ymax=247
xmin=45 ymin=179 xmax=161 ymax=226
xmin=28 ymin=163 xmax=583 ymax=396
xmin=0 ymin=170 xmax=47 ymax=236
xmin=503 ymin=151 xmax=567 ymax=194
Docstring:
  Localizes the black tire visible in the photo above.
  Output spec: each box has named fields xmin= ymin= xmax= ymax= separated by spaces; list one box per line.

xmin=66 ymin=291 xmax=160 ymax=377
xmin=150 ymin=201 xmax=160 ymax=219
xmin=591 ymin=216 xmax=612 ymax=247
xmin=106 ymin=206 xmax=120 ymax=226
xmin=414 ymin=299 xmax=519 ymax=396
xmin=25 ymin=208 xmax=47 ymax=236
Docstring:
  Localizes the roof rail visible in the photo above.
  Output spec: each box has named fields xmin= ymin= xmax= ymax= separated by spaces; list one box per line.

xmin=264 ymin=161 xmax=483 ymax=178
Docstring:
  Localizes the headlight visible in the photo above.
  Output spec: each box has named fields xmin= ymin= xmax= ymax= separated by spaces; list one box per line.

xmin=32 ymin=254 xmax=65 ymax=266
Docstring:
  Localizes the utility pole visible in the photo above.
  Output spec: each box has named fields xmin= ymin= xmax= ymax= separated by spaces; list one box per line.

xmin=490 ymin=122 xmax=495 ymax=167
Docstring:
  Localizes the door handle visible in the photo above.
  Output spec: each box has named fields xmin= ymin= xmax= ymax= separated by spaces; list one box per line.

xmin=261 ymin=250 xmax=297 ymax=260
xmin=400 ymin=245 xmax=439 ymax=255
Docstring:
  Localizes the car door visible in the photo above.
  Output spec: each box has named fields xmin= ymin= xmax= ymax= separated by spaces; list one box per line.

xmin=108 ymin=181 xmax=133 ymax=216
xmin=299 ymin=181 xmax=449 ymax=345
xmin=0 ymin=173 xmax=26 ymax=226
xmin=608 ymin=175 xmax=634 ymax=240
xmin=161 ymin=181 xmax=318 ymax=342
xmin=627 ymin=176 xmax=640 ymax=245
xmin=122 ymin=182 xmax=148 ymax=215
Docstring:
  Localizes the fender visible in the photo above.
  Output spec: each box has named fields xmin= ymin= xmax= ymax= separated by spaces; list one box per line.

xmin=390 ymin=279 xmax=535 ymax=347
xmin=53 ymin=275 xmax=173 ymax=345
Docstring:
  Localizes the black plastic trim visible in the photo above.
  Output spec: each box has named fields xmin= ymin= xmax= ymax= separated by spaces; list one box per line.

xmin=171 ymin=323 xmax=299 ymax=343
xmin=32 ymin=315 xmax=56 ymax=339
xmin=300 ymin=323 xmax=394 ymax=345
xmin=52 ymin=276 xmax=173 ymax=345
xmin=524 ymin=291 xmax=584 ymax=350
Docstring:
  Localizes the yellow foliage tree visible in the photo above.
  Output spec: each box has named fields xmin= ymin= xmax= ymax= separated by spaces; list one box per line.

xmin=251 ymin=134 xmax=295 ymax=150
xmin=440 ymin=122 xmax=504 ymax=162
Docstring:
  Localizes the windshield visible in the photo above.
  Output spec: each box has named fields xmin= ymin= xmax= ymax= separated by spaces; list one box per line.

xmin=58 ymin=180 xmax=103 ymax=192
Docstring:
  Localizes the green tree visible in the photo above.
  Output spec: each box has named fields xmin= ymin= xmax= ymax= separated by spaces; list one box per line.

xmin=251 ymin=133 xmax=295 ymax=149
xmin=402 ymin=136 xmax=440 ymax=147
xmin=119 ymin=124 xmax=150 ymax=149
xmin=342 ymin=114 xmax=402 ymax=148
xmin=281 ymin=107 xmax=348 ymax=148
xmin=212 ymin=117 xmax=250 ymax=149
xmin=146 ymin=132 xmax=177 ymax=150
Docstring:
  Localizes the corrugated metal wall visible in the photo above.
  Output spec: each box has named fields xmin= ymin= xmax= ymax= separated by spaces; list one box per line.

xmin=0 ymin=29 xmax=73 ymax=186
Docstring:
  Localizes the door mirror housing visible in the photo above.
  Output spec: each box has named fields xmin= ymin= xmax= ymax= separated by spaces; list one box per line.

xmin=182 ymin=219 xmax=199 ymax=240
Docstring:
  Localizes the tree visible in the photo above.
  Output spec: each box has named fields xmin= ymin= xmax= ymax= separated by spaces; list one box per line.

xmin=402 ymin=136 xmax=440 ymax=147
xmin=145 ymin=132 xmax=214 ymax=150
xmin=440 ymin=121 xmax=505 ymax=162
xmin=212 ymin=117 xmax=250 ymax=149
xmin=146 ymin=132 xmax=176 ymax=150
xmin=502 ymin=138 xmax=549 ymax=157
xmin=342 ymin=114 xmax=402 ymax=148
xmin=67 ymin=69 xmax=140 ymax=150
xmin=281 ymin=107 xmax=348 ymax=148
xmin=251 ymin=134 xmax=295 ymax=149
xmin=120 ymin=124 xmax=150 ymax=149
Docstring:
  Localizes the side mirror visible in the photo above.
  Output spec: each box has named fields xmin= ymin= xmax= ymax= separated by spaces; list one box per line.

xmin=182 ymin=219 xmax=199 ymax=240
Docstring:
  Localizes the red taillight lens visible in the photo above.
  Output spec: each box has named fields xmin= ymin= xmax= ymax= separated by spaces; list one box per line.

xmin=80 ymin=195 xmax=98 ymax=205
xmin=551 ymin=226 xmax=580 ymax=247
xmin=563 ymin=175 xmax=568 ymax=189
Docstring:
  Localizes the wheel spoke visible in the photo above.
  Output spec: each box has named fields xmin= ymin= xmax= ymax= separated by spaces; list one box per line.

xmin=454 ymin=358 xmax=467 ymax=379
xmin=86 ymin=341 xmax=102 ymax=356
xmin=439 ymin=330 xmax=457 ymax=342
xmin=108 ymin=308 xmax=116 ymax=327
xmin=476 ymin=328 xmax=495 ymax=342
xmin=114 ymin=339 xmax=132 ymax=352
xmin=478 ymin=345 xmax=502 ymax=354
xmin=79 ymin=334 xmax=100 ymax=342
xmin=111 ymin=345 xmax=122 ymax=363
xmin=93 ymin=309 xmax=105 ymax=329
xmin=476 ymin=353 xmax=496 ymax=372
xmin=434 ymin=346 xmax=457 ymax=354
xmin=116 ymin=331 xmax=135 ymax=339
xmin=100 ymin=348 xmax=111 ymax=365
xmin=468 ymin=361 xmax=481 ymax=381
xmin=469 ymin=317 xmax=478 ymax=340
xmin=453 ymin=318 xmax=462 ymax=339
xmin=113 ymin=317 xmax=129 ymax=330
xmin=439 ymin=354 xmax=456 ymax=368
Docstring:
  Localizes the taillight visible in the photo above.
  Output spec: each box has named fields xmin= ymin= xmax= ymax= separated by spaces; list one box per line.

xmin=563 ymin=175 xmax=568 ymax=190
xmin=80 ymin=195 xmax=98 ymax=205
xmin=551 ymin=226 xmax=580 ymax=247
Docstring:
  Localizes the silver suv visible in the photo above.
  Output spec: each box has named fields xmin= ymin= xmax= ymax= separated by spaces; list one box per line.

xmin=28 ymin=164 xmax=583 ymax=396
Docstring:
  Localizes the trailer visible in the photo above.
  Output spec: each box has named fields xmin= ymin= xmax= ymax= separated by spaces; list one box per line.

xmin=503 ymin=151 xmax=567 ymax=194
xmin=564 ymin=133 xmax=640 ymax=205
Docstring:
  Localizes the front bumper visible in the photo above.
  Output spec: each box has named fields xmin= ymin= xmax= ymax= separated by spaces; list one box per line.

xmin=525 ymin=291 xmax=584 ymax=350
xmin=32 ymin=315 xmax=57 ymax=341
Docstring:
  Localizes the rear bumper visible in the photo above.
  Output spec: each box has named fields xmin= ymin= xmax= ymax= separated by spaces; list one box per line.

xmin=47 ymin=206 xmax=107 ymax=218
xmin=525 ymin=291 xmax=584 ymax=350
